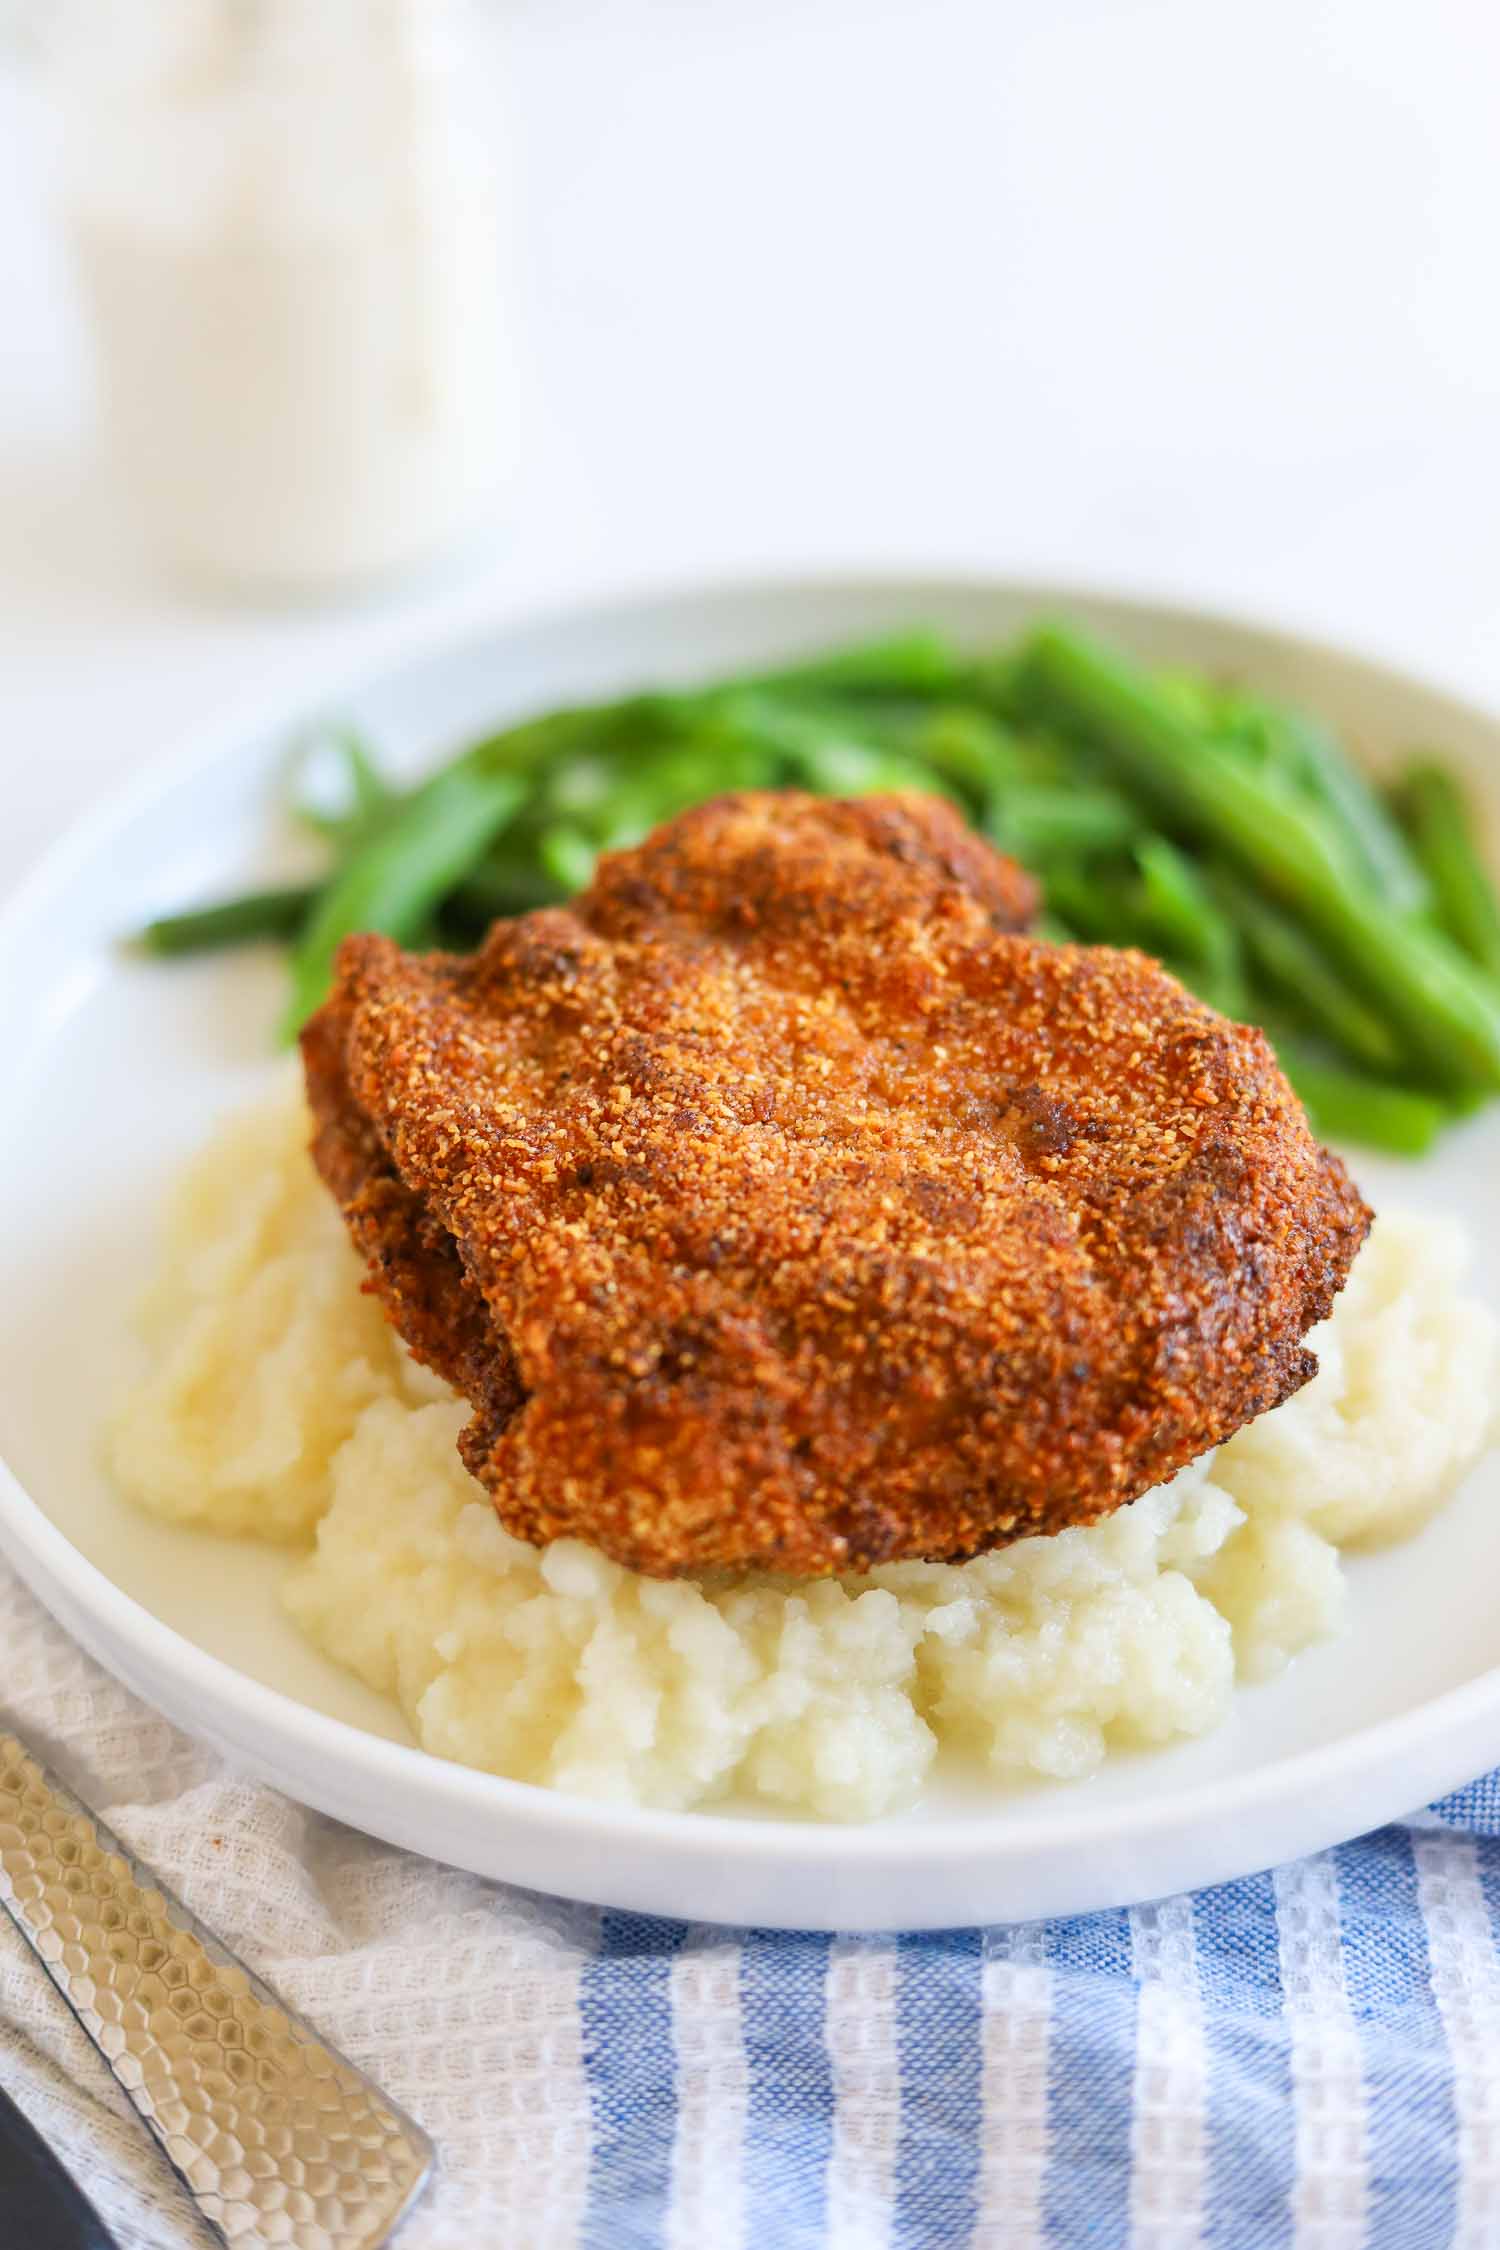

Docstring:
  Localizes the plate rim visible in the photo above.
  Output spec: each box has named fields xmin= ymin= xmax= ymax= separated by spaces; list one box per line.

xmin=3 ymin=563 xmax=1498 ymax=1906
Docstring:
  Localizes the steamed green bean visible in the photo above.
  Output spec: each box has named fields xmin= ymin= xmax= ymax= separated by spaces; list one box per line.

xmin=1393 ymin=760 xmax=1500 ymax=980
xmin=281 ymin=767 xmax=528 ymax=1037
xmin=1275 ymin=1051 xmax=1449 ymax=1157
xmin=137 ymin=618 xmax=1500 ymax=1155
xmin=1018 ymin=623 xmax=1500 ymax=1093
xmin=140 ymin=884 xmax=315 ymax=956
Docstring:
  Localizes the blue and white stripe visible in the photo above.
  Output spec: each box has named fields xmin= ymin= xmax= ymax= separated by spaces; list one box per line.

xmin=1274 ymin=1852 xmax=1367 ymax=2246
xmin=824 ymin=1936 xmax=900 ymax=2247
xmin=975 ymin=1921 xmax=1051 ymax=2243
xmin=566 ymin=1813 xmax=1500 ymax=2250
xmin=1128 ymin=1894 xmax=1206 ymax=2248
xmin=1412 ymin=1830 xmax=1500 ymax=2246
xmin=666 ymin=1925 xmax=749 ymax=2250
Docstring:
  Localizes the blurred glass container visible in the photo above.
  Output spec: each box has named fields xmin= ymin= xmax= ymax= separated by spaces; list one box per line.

xmin=56 ymin=0 xmax=509 ymax=593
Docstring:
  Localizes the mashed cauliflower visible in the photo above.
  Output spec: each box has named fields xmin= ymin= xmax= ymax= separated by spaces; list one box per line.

xmin=109 ymin=1090 xmax=1500 ymax=1820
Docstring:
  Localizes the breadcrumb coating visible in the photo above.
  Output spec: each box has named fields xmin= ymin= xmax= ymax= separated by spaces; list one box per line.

xmin=302 ymin=790 xmax=1370 ymax=1576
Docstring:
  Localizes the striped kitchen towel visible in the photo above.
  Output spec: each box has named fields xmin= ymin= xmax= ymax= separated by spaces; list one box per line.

xmin=3 ymin=1551 xmax=1499 ymax=2249
xmin=573 ymin=1796 xmax=1499 ymax=2249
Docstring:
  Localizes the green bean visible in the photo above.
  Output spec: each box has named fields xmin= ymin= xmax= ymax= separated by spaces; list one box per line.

xmin=744 ymin=628 xmax=965 ymax=700
xmin=1392 ymin=761 xmax=1500 ymax=979
xmin=985 ymin=783 xmax=1139 ymax=863
xmin=1018 ymin=623 xmax=1500 ymax=1091
xmin=585 ymin=737 xmax=785 ymax=841
xmin=454 ymin=637 xmax=964 ymax=789
xmin=699 ymin=691 xmax=941 ymax=799
xmin=1276 ymin=715 xmax=1428 ymax=913
xmin=421 ymin=639 xmax=968 ymax=828
xmin=449 ymin=862 xmax=565 ymax=922
xmin=139 ymin=884 xmax=316 ymax=956
xmin=464 ymin=683 xmax=802 ymax=809
xmin=1039 ymin=866 xmax=1144 ymax=945
xmin=966 ymin=646 xmax=1029 ymax=716
xmin=282 ymin=767 xmax=528 ymax=1037
xmin=801 ymin=697 xmax=1048 ymax=799
xmin=336 ymin=736 xmax=388 ymax=820
xmin=1213 ymin=868 xmax=1402 ymax=1074
xmin=1150 ymin=669 xmax=1222 ymax=731
xmin=783 ymin=737 xmax=949 ymax=798
xmin=1134 ymin=838 xmax=1227 ymax=963
xmin=1037 ymin=842 xmax=1246 ymax=1011
xmin=1274 ymin=1047 xmax=1449 ymax=1156
xmin=134 ymin=617 xmax=1500 ymax=1164
xmin=1202 ymin=690 xmax=1428 ymax=911
xmin=292 ymin=729 xmax=393 ymax=841
xmin=900 ymin=707 xmax=1030 ymax=799
xmin=1138 ymin=839 xmax=1248 ymax=1015
xmin=537 ymin=824 xmax=599 ymax=893
xmin=461 ymin=697 xmax=674 ymax=788
xmin=546 ymin=754 xmax=630 ymax=818
xmin=1173 ymin=955 xmax=1251 ymax=1020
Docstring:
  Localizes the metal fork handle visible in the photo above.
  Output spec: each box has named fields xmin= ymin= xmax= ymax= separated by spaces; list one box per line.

xmin=0 ymin=1731 xmax=434 ymax=2249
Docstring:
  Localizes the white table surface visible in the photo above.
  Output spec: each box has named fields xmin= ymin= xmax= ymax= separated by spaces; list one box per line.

xmin=3 ymin=0 xmax=1500 ymax=891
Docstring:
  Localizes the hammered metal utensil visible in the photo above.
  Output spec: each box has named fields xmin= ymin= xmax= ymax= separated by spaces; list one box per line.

xmin=0 ymin=1729 xmax=434 ymax=2249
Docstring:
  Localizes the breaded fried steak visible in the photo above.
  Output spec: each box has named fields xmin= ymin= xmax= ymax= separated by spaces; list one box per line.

xmin=302 ymin=790 xmax=1370 ymax=1577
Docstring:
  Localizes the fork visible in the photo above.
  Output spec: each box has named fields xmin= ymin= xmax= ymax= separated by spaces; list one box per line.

xmin=0 ymin=1726 xmax=434 ymax=2249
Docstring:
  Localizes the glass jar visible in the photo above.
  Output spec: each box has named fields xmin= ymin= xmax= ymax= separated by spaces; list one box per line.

xmin=57 ymin=0 xmax=511 ymax=593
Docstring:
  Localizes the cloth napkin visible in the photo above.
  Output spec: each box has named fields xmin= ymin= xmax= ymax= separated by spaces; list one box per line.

xmin=2 ymin=1551 xmax=1495 ymax=2250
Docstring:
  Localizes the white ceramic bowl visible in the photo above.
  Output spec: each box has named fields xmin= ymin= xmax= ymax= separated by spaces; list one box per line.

xmin=1 ymin=575 xmax=1497 ymax=1931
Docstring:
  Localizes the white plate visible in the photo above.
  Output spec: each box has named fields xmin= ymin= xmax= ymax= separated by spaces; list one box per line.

xmin=1 ymin=574 xmax=1498 ymax=1932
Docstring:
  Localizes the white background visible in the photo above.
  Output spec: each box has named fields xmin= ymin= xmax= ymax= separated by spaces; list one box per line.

xmin=4 ymin=0 xmax=1500 ymax=892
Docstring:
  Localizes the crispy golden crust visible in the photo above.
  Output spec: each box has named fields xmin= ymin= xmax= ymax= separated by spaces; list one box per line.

xmin=302 ymin=789 xmax=1370 ymax=1577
